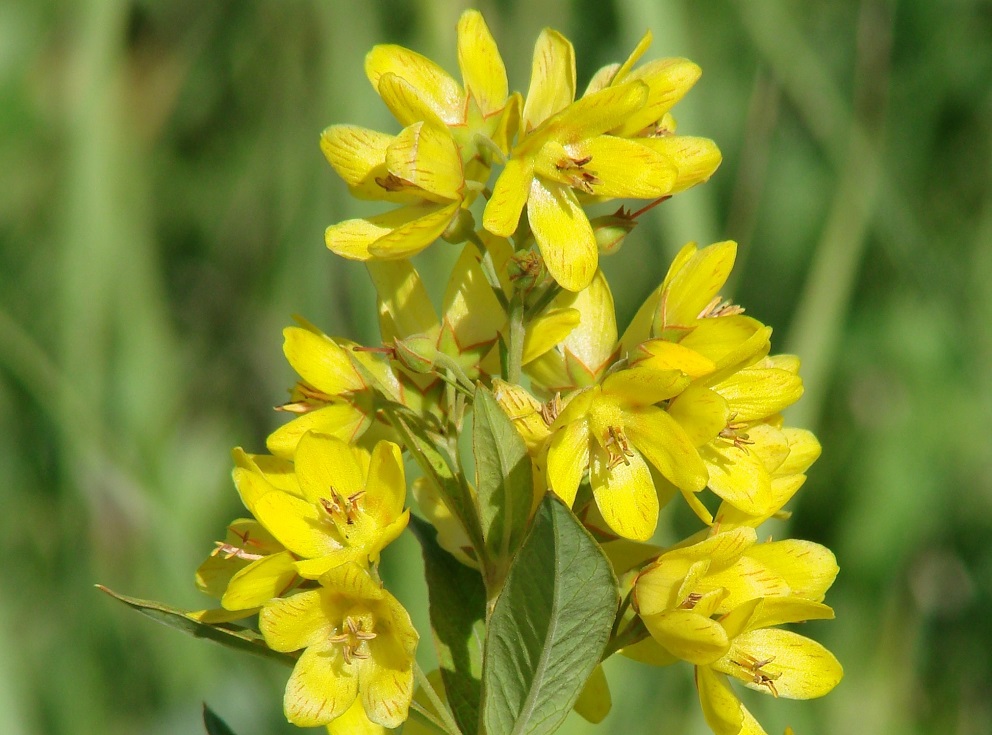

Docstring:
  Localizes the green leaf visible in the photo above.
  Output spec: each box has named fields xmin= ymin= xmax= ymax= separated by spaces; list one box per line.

xmin=409 ymin=515 xmax=485 ymax=735
xmin=386 ymin=407 xmax=486 ymax=562
xmin=480 ymin=495 xmax=619 ymax=735
xmin=96 ymin=585 xmax=297 ymax=668
xmin=473 ymin=385 xmax=532 ymax=575
xmin=202 ymin=703 xmax=238 ymax=735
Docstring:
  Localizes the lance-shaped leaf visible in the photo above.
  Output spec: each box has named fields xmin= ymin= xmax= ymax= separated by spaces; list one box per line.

xmin=409 ymin=515 xmax=486 ymax=735
xmin=473 ymin=385 xmax=533 ymax=578
xmin=96 ymin=586 xmax=296 ymax=668
xmin=202 ymin=704 xmax=239 ymax=735
xmin=481 ymin=496 xmax=619 ymax=735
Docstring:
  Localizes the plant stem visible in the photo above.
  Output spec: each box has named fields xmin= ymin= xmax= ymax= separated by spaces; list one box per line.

xmin=467 ymin=231 xmax=510 ymax=311
xmin=506 ymin=291 xmax=525 ymax=385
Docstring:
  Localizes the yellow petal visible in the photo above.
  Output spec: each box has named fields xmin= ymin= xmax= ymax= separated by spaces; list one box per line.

xmin=457 ymin=10 xmax=508 ymax=116
xmin=522 ymin=28 xmax=576 ymax=131
xmin=267 ymin=403 xmax=371 ymax=459
xmin=642 ymin=609 xmax=730 ymax=665
xmin=295 ymin=432 xmax=366 ymax=503
xmin=259 ymin=589 xmax=328 ymax=652
xmin=320 ymin=125 xmax=401 ymax=198
xmin=590 ymin=445 xmax=658 ymax=541
xmin=634 ymin=339 xmax=717 ymax=378
xmin=667 ymin=384 xmax=731 ymax=447
xmin=573 ymin=663 xmax=612 ymax=723
xmin=679 ymin=316 xmax=767 ymax=367
xmin=326 ymin=698 xmax=385 ymax=735
xmin=522 ymin=307 xmax=580 ymax=365
xmin=720 ymin=629 xmax=843 ymax=699
xmin=368 ymin=202 xmax=461 ymax=260
xmin=695 ymin=666 xmax=745 ymax=735
xmin=746 ymin=423 xmax=792 ymax=474
xmin=574 ymin=136 xmax=677 ymax=198
xmin=528 ymin=177 xmax=597 ymax=292
xmin=537 ymin=81 xmax=648 ymax=147
xmin=701 ymin=444 xmax=775 ymax=516
xmin=365 ymin=44 xmax=462 ymax=124
xmin=748 ymin=540 xmax=838 ymax=602
xmin=610 ymin=30 xmax=654 ymax=86
xmin=367 ymin=258 xmax=440 ymax=339
xmin=233 ymin=466 xmax=278 ymax=513
xmin=364 ymin=440 xmax=407 ymax=522
xmin=621 ymin=636 xmax=679 ymax=666
xmin=374 ymin=72 xmax=448 ymax=128
xmin=284 ymin=327 xmax=366 ymax=395
xmin=491 ymin=379 xmax=552 ymax=451
xmin=386 ymin=122 xmax=463 ymax=201
xmin=441 ymin=243 xmax=505 ymax=355
xmin=716 ymin=368 xmax=804 ymax=422
xmin=483 ymin=156 xmax=534 ymax=237
xmin=253 ymin=490 xmax=342 ymax=559
xmin=625 ymin=405 xmax=707 ymax=493
xmin=548 ymin=269 xmax=617 ymax=372
xmin=361 ymin=595 xmax=418 ymax=727
xmin=639 ymin=135 xmax=722 ymax=193
xmin=546 ymin=419 xmax=590 ymax=506
xmin=776 ymin=428 xmax=822 ymax=476
xmin=615 ymin=57 xmax=702 ymax=137
xmin=221 ymin=551 xmax=298 ymax=610
xmin=740 ymin=597 xmax=835 ymax=631
xmin=584 ymin=63 xmax=620 ymax=97
xmin=618 ymin=282 xmax=664 ymax=357
xmin=325 ymin=203 xmax=455 ymax=261
xmin=702 ymin=555 xmax=790 ymax=613
xmin=283 ymin=645 xmax=359 ymax=727
xmin=602 ymin=366 xmax=690 ymax=406
xmin=662 ymin=240 xmax=738 ymax=327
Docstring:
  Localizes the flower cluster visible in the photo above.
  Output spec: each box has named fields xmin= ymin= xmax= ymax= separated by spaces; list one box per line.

xmin=187 ymin=10 xmax=841 ymax=735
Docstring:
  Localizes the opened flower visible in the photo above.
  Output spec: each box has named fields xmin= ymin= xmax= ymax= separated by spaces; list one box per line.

xmin=260 ymin=563 xmax=418 ymax=729
xmin=237 ymin=432 xmax=409 ymax=579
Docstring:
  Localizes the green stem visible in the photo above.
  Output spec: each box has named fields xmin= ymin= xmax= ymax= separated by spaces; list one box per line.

xmin=414 ymin=661 xmax=463 ymax=735
xmin=506 ymin=292 xmax=525 ymax=385
xmin=602 ymin=616 xmax=649 ymax=660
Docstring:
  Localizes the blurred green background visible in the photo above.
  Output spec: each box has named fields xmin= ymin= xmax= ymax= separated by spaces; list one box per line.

xmin=2 ymin=0 xmax=991 ymax=733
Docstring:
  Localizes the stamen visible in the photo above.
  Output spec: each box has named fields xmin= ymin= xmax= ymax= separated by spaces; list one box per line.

xmin=719 ymin=414 xmax=754 ymax=453
xmin=540 ymin=394 xmax=562 ymax=426
xmin=211 ymin=529 xmax=266 ymax=561
xmin=730 ymin=653 xmax=782 ymax=697
xmin=698 ymin=296 xmax=745 ymax=319
xmin=604 ymin=426 xmax=635 ymax=469
xmin=329 ymin=616 xmax=377 ymax=665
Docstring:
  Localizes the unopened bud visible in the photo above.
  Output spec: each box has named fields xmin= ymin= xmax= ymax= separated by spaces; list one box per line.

xmin=393 ymin=334 xmax=438 ymax=374
xmin=507 ymin=248 xmax=547 ymax=292
xmin=591 ymin=213 xmax=636 ymax=255
xmin=441 ymin=208 xmax=476 ymax=244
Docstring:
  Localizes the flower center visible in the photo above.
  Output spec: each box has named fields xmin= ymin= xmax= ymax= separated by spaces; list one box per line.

xmin=729 ymin=652 xmax=781 ymax=697
xmin=320 ymin=488 xmax=366 ymax=535
xmin=718 ymin=415 xmax=754 ymax=453
xmin=329 ymin=615 xmax=377 ymax=665
xmin=603 ymin=425 xmax=635 ymax=469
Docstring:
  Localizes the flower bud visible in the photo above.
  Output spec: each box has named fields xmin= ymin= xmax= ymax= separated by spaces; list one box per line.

xmin=507 ymin=248 xmax=548 ymax=293
xmin=591 ymin=213 xmax=637 ymax=255
xmin=441 ymin=208 xmax=477 ymax=244
xmin=392 ymin=334 xmax=438 ymax=374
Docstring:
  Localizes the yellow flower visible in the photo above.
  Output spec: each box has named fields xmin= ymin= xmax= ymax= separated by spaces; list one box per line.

xmin=584 ymin=30 xmax=722 ymax=193
xmin=483 ymin=31 xmax=716 ymax=292
xmin=260 ymin=563 xmax=418 ymax=729
xmin=629 ymin=530 xmax=842 ymax=734
xmin=544 ymin=364 xmax=706 ymax=541
xmin=695 ymin=597 xmax=842 ymax=735
xmin=322 ymin=121 xmax=465 ymax=261
xmin=194 ymin=517 xmax=298 ymax=619
xmin=365 ymin=10 xmax=518 ymax=162
xmin=237 ymin=433 xmax=409 ymax=579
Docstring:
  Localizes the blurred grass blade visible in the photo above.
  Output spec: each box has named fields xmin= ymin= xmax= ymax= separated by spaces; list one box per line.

xmin=96 ymin=585 xmax=296 ymax=668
